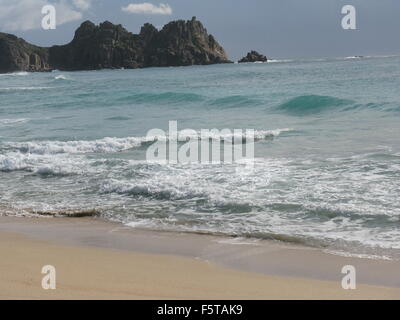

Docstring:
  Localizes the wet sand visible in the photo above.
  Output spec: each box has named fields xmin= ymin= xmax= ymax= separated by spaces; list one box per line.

xmin=1 ymin=216 xmax=400 ymax=299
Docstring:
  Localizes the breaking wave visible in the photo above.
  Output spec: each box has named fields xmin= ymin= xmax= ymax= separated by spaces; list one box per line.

xmin=54 ymin=75 xmax=68 ymax=80
xmin=267 ymin=59 xmax=293 ymax=63
xmin=0 ymin=71 xmax=29 ymax=77
xmin=0 ymin=152 xmax=89 ymax=175
xmin=3 ymin=129 xmax=292 ymax=155
xmin=101 ymin=179 xmax=207 ymax=201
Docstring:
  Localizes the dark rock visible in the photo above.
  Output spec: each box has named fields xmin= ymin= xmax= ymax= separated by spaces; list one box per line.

xmin=238 ymin=50 xmax=268 ymax=63
xmin=49 ymin=20 xmax=144 ymax=70
xmin=0 ymin=33 xmax=51 ymax=73
xmin=0 ymin=18 xmax=231 ymax=73
xmin=144 ymin=17 xmax=231 ymax=67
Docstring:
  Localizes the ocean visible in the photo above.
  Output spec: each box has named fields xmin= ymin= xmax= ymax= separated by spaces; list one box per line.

xmin=1 ymin=56 xmax=399 ymax=259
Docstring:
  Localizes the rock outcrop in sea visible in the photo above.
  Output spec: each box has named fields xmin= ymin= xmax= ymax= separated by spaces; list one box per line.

xmin=238 ymin=50 xmax=268 ymax=63
xmin=0 ymin=17 xmax=231 ymax=73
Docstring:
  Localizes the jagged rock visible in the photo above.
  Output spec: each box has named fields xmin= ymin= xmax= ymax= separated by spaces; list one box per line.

xmin=238 ymin=50 xmax=268 ymax=63
xmin=0 ymin=33 xmax=51 ymax=73
xmin=144 ymin=17 xmax=230 ymax=67
xmin=0 ymin=17 xmax=231 ymax=73
xmin=49 ymin=20 xmax=145 ymax=70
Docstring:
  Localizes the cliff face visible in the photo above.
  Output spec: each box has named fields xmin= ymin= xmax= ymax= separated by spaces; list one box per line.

xmin=49 ymin=20 xmax=146 ymax=70
xmin=0 ymin=18 xmax=231 ymax=73
xmin=0 ymin=33 xmax=51 ymax=73
xmin=144 ymin=17 xmax=229 ymax=67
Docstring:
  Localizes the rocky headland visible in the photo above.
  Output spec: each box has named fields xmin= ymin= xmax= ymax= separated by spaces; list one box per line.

xmin=0 ymin=17 xmax=231 ymax=73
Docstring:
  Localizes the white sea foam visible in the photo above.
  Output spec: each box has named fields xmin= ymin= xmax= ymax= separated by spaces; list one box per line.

xmin=345 ymin=56 xmax=362 ymax=60
xmin=125 ymin=220 xmax=157 ymax=229
xmin=97 ymin=154 xmax=400 ymax=255
xmin=0 ymin=87 xmax=53 ymax=91
xmin=1 ymin=142 xmax=400 ymax=259
xmin=323 ymin=250 xmax=392 ymax=261
xmin=169 ymin=128 xmax=292 ymax=142
xmin=55 ymin=75 xmax=68 ymax=80
xmin=0 ymin=118 xmax=29 ymax=125
xmin=0 ymin=153 xmax=30 ymax=171
xmin=267 ymin=59 xmax=293 ymax=63
xmin=216 ymin=237 xmax=261 ymax=246
xmin=13 ymin=71 xmax=29 ymax=76
xmin=0 ymin=71 xmax=29 ymax=77
xmin=100 ymin=178 xmax=207 ymax=200
xmin=7 ymin=137 xmax=144 ymax=154
xmin=0 ymin=152 xmax=90 ymax=175
xmin=6 ymin=129 xmax=292 ymax=155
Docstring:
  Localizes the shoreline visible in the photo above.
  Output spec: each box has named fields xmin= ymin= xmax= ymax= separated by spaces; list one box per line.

xmin=1 ymin=216 xmax=400 ymax=299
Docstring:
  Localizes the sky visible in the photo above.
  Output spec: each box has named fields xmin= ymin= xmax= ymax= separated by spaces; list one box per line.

xmin=0 ymin=0 xmax=400 ymax=60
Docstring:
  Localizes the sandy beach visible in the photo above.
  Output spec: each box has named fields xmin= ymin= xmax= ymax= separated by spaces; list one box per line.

xmin=1 ymin=216 xmax=400 ymax=300
xmin=1 ymin=0 xmax=400 ymax=303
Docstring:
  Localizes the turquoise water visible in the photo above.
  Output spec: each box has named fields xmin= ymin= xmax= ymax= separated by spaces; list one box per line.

xmin=1 ymin=56 xmax=400 ymax=259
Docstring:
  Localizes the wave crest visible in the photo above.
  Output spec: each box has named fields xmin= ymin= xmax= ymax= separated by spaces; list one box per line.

xmin=101 ymin=179 xmax=207 ymax=201
xmin=276 ymin=95 xmax=353 ymax=115
xmin=0 ymin=71 xmax=29 ymax=77
xmin=209 ymin=95 xmax=262 ymax=108
xmin=0 ymin=118 xmax=29 ymax=126
xmin=4 ymin=129 xmax=291 ymax=155
xmin=118 ymin=91 xmax=205 ymax=104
